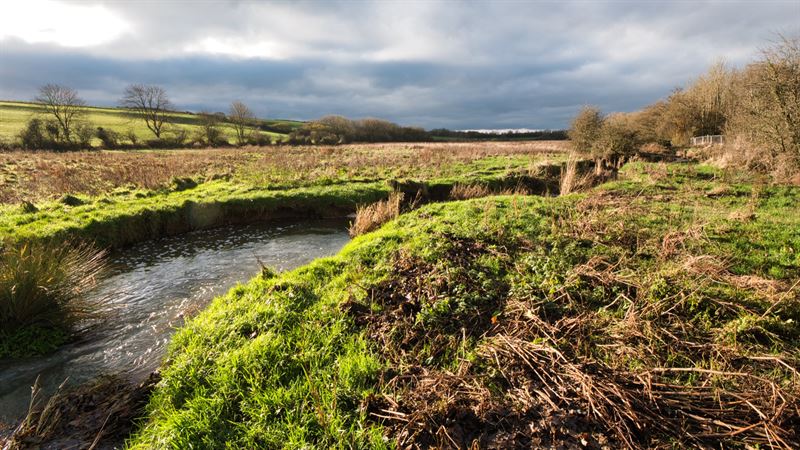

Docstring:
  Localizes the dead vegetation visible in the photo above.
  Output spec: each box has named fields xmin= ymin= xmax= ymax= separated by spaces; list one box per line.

xmin=345 ymin=184 xmax=799 ymax=448
xmin=449 ymin=183 xmax=531 ymax=200
xmin=0 ymin=141 xmax=568 ymax=204
xmin=2 ymin=372 xmax=159 ymax=450
xmin=559 ymin=157 xmax=603 ymax=195
xmin=349 ymin=192 xmax=405 ymax=237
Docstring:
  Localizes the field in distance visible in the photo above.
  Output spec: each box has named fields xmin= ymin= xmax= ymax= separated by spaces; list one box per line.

xmin=0 ymin=141 xmax=570 ymax=204
xmin=0 ymin=101 xmax=304 ymax=146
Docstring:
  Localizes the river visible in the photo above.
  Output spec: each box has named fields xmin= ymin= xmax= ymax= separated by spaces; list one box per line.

xmin=0 ymin=220 xmax=350 ymax=425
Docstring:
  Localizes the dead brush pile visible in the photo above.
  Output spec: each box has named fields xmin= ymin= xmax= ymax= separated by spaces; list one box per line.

xmin=345 ymin=192 xmax=799 ymax=448
xmin=3 ymin=372 xmax=159 ymax=449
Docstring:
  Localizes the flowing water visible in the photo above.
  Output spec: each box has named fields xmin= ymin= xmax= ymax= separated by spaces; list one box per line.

xmin=0 ymin=220 xmax=351 ymax=425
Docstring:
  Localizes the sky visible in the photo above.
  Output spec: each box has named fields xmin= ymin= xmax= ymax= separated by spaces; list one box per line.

xmin=1 ymin=1 xmax=798 ymax=129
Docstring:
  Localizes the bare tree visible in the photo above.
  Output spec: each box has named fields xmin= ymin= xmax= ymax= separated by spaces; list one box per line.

xmin=34 ymin=84 xmax=86 ymax=143
xmin=120 ymin=84 xmax=172 ymax=139
xmin=229 ymin=101 xmax=254 ymax=146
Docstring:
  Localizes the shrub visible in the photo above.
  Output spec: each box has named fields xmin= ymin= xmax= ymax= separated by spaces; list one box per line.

xmin=18 ymin=118 xmax=49 ymax=150
xmin=568 ymin=106 xmax=603 ymax=155
xmin=97 ymin=127 xmax=121 ymax=149
xmin=74 ymin=122 xmax=94 ymax=149
xmin=247 ymin=133 xmax=273 ymax=146
xmin=595 ymin=113 xmax=641 ymax=167
xmin=18 ymin=118 xmax=93 ymax=150
xmin=126 ymin=130 xmax=139 ymax=147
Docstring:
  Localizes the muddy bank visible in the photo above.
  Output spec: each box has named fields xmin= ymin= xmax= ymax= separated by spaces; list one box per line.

xmin=3 ymin=372 xmax=159 ymax=450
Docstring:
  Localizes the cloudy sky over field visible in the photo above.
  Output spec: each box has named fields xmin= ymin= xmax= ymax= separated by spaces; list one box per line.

xmin=1 ymin=0 xmax=798 ymax=129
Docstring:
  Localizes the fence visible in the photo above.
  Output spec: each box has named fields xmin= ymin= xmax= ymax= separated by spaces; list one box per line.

xmin=690 ymin=135 xmax=725 ymax=146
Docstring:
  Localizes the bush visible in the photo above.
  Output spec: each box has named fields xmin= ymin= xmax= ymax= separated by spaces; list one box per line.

xmin=568 ymin=106 xmax=603 ymax=155
xmin=126 ymin=130 xmax=139 ymax=147
xmin=97 ymin=127 xmax=121 ymax=149
xmin=247 ymin=133 xmax=273 ymax=146
xmin=18 ymin=118 xmax=93 ymax=150
xmin=19 ymin=118 xmax=47 ymax=149
xmin=74 ymin=123 xmax=94 ymax=148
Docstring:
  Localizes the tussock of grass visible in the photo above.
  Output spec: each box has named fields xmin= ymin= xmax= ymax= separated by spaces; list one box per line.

xmin=0 ymin=241 xmax=107 ymax=358
xmin=127 ymin=162 xmax=799 ymax=448
xmin=349 ymin=192 xmax=404 ymax=237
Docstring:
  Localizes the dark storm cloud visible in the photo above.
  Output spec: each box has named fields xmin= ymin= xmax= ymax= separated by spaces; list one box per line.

xmin=1 ymin=0 xmax=798 ymax=129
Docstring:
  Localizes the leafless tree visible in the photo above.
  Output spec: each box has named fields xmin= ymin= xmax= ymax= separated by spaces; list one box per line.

xmin=229 ymin=101 xmax=255 ymax=146
xmin=120 ymin=84 xmax=173 ymax=139
xmin=34 ymin=84 xmax=86 ymax=143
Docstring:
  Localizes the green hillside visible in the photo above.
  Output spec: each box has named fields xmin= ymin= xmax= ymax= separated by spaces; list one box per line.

xmin=0 ymin=101 xmax=304 ymax=146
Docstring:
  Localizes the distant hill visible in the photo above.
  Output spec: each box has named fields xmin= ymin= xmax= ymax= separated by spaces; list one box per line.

xmin=0 ymin=100 xmax=304 ymax=146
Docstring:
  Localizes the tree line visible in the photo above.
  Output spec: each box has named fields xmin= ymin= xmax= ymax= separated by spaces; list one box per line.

xmin=568 ymin=35 xmax=799 ymax=177
xmin=8 ymin=84 xmax=568 ymax=150
xmin=286 ymin=117 xmax=567 ymax=145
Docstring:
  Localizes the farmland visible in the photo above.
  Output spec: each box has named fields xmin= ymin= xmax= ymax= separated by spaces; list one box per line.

xmin=0 ymin=141 xmax=569 ymax=247
xmin=0 ymin=101 xmax=301 ymax=146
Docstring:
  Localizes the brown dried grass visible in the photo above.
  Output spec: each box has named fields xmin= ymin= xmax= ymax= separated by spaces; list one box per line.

xmin=348 ymin=192 xmax=404 ymax=237
xmin=0 ymin=141 xmax=568 ymax=204
xmin=351 ymin=222 xmax=799 ymax=449
xmin=449 ymin=183 xmax=531 ymax=201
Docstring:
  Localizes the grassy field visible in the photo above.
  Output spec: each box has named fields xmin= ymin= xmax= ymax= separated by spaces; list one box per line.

xmin=120 ymin=161 xmax=799 ymax=448
xmin=0 ymin=142 xmax=569 ymax=248
xmin=0 ymin=101 xmax=302 ymax=146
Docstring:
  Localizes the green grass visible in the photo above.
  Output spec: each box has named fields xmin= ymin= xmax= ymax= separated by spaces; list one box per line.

xmin=0 ymin=154 xmax=562 ymax=248
xmin=127 ymin=161 xmax=799 ymax=448
xmin=0 ymin=101 xmax=302 ymax=146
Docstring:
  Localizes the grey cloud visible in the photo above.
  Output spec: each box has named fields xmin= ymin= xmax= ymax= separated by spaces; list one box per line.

xmin=2 ymin=0 xmax=798 ymax=129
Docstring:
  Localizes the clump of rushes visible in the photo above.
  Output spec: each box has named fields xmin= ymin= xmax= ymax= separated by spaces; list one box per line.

xmin=0 ymin=241 xmax=107 ymax=358
xmin=349 ymin=191 xmax=404 ymax=237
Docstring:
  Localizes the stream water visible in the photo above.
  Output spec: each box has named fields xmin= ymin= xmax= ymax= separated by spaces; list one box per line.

xmin=0 ymin=220 xmax=351 ymax=425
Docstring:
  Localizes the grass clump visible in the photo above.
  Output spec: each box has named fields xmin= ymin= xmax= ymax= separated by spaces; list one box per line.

xmin=0 ymin=241 xmax=107 ymax=358
xmin=349 ymin=192 xmax=404 ymax=237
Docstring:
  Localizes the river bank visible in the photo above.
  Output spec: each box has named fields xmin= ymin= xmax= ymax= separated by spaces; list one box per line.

xmin=117 ymin=161 xmax=798 ymax=448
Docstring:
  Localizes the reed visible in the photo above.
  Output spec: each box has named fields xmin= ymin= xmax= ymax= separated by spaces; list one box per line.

xmin=348 ymin=192 xmax=404 ymax=237
xmin=0 ymin=241 xmax=107 ymax=356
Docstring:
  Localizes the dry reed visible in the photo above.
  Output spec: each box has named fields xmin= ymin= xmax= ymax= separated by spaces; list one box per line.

xmin=348 ymin=192 xmax=404 ymax=237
